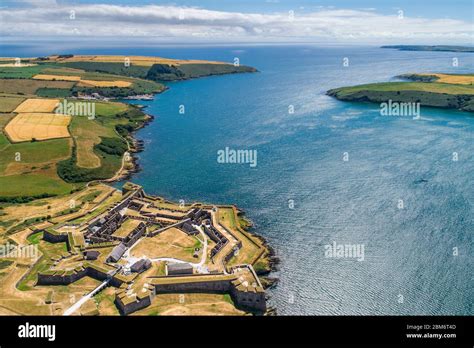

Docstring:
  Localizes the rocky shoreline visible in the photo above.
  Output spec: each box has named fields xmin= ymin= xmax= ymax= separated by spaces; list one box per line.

xmin=236 ymin=211 xmax=280 ymax=315
xmin=110 ymin=100 xmax=280 ymax=315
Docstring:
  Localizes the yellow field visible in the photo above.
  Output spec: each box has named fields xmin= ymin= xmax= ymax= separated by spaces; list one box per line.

xmin=432 ymin=74 xmax=474 ymax=85
xmin=0 ymin=63 xmax=37 ymax=67
xmin=33 ymin=74 xmax=81 ymax=82
xmin=77 ymin=80 xmax=132 ymax=88
xmin=113 ymin=219 xmax=142 ymax=238
xmin=13 ymin=98 xmax=60 ymax=113
xmin=52 ymin=55 xmax=225 ymax=67
xmin=5 ymin=112 xmax=71 ymax=142
xmin=418 ymin=73 xmax=474 ymax=85
xmin=132 ymin=293 xmax=244 ymax=316
xmin=131 ymin=227 xmax=199 ymax=262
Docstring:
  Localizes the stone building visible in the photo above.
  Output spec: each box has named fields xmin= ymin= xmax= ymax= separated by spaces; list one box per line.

xmin=166 ymin=262 xmax=194 ymax=275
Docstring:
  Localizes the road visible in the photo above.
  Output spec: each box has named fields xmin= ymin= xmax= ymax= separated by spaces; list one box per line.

xmin=63 ymin=279 xmax=109 ymax=316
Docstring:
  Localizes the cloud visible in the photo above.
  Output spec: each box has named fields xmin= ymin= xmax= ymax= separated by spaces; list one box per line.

xmin=0 ymin=4 xmax=472 ymax=43
xmin=16 ymin=0 xmax=58 ymax=6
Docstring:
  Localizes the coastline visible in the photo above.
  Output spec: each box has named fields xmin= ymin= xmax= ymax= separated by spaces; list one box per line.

xmin=101 ymin=79 xmax=280 ymax=315
xmin=327 ymin=72 xmax=474 ymax=112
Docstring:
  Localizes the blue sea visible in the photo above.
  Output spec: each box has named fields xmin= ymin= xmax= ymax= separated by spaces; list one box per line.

xmin=4 ymin=43 xmax=473 ymax=315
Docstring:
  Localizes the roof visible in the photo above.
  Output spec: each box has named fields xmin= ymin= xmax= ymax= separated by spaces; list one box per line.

xmin=84 ymin=250 xmax=100 ymax=260
xmin=167 ymin=262 xmax=193 ymax=274
xmin=131 ymin=259 xmax=152 ymax=273
xmin=182 ymin=222 xmax=195 ymax=232
xmin=108 ymin=243 xmax=127 ymax=262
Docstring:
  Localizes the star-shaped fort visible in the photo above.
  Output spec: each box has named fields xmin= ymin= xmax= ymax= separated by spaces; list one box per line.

xmin=29 ymin=183 xmax=272 ymax=315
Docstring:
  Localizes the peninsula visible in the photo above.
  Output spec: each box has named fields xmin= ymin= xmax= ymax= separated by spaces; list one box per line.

xmin=0 ymin=55 xmax=276 ymax=316
xmin=327 ymin=73 xmax=474 ymax=112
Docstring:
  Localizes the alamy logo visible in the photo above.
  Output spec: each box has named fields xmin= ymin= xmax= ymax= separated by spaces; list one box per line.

xmin=55 ymin=99 xmax=96 ymax=119
xmin=324 ymin=241 xmax=365 ymax=261
xmin=217 ymin=147 xmax=257 ymax=167
xmin=18 ymin=322 xmax=56 ymax=341
xmin=380 ymin=100 xmax=420 ymax=118
xmin=0 ymin=242 xmax=38 ymax=258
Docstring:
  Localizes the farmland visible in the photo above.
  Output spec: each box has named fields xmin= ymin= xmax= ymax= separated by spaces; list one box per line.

xmin=33 ymin=74 xmax=82 ymax=81
xmin=0 ymin=54 xmax=268 ymax=317
xmin=13 ymin=98 xmax=60 ymax=113
xmin=0 ymin=79 xmax=74 ymax=95
xmin=77 ymin=80 xmax=132 ymax=87
xmin=0 ymin=97 xmax=24 ymax=112
xmin=0 ymin=54 xmax=255 ymax=206
xmin=5 ymin=113 xmax=71 ymax=142
xmin=327 ymin=73 xmax=474 ymax=112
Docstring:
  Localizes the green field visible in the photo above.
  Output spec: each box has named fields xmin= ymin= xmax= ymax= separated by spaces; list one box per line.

xmin=0 ymin=79 xmax=74 ymax=95
xmin=18 ymin=231 xmax=68 ymax=291
xmin=0 ymin=174 xmax=75 ymax=198
xmin=327 ymin=75 xmax=474 ymax=112
xmin=329 ymin=81 xmax=474 ymax=96
xmin=36 ymin=88 xmax=73 ymax=98
xmin=0 ymin=138 xmax=71 ymax=173
xmin=0 ymin=54 xmax=255 ymax=200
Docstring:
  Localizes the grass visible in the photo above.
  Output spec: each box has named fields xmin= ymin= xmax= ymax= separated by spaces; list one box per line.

xmin=6 ymin=217 xmax=47 ymax=235
xmin=218 ymin=208 xmax=237 ymax=229
xmin=0 ymin=138 xmax=70 ymax=169
xmin=0 ymin=136 xmax=72 ymax=196
xmin=17 ymin=234 xmax=68 ymax=291
xmin=132 ymin=293 xmax=244 ymax=316
xmin=131 ymin=227 xmax=198 ymax=262
xmin=36 ymin=88 xmax=73 ymax=98
xmin=60 ymin=61 xmax=150 ymax=78
xmin=67 ymin=191 xmax=122 ymax=224
xmin=0 ymin=174 xmax=75 ymax=197
xmin=59 ymin=102 xmax=146 ymax=182
xmin=27 ymin=231 xmax=43 ymax=244
xmin=0 ymin=260 xmax=14 ymax=270
xmin=0 ymin=79 xmax=74 ymax=95
xmin=217 ymin=207 xmax=265 ymax=267
xmin=0 ymin=219 xmax=17 ymax=228
xmin=78 ymin=189 xmax=101 ymax=202
xmin=70 ymin=115 xmax=114 ymax=168
xmin=328 ymin=76 xmax=474 ymax=112
xmin=223 ymin=293 xmax=235 ymax=305
xmin=113 ymin=218 xmax=141 ymax=238
xmin=0 ymin=96 xmax=25 ymax=112
xmin=332 ymin=81 xmax=474 ymax=96
xmin=0 ymin=76 xmax=148 ymax=198
xmin=0 ymin=65 xmax=47 ymax=79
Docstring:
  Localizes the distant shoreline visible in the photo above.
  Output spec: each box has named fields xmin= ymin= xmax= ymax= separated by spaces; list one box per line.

xmin=381 ymin=45 xmax=474 ymax=53
xmin=327 ymin=72 xmax=474 ymax=112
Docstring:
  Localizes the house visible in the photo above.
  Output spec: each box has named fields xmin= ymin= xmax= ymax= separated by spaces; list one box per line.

xmin=166 ymin=262 xmax=193 ymax=275
xmin=84 ymin=250 xmax=100 ymax=260
xmin=107 ymin=243 xmax=127 ymax=263
xmin=181 ymin=221 xmax=199 ymax=235
xmin=130 ymin=259 xmax=152 ymax=274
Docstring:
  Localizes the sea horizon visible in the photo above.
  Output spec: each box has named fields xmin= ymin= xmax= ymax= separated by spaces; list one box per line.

xmin=1 ymin=43 xmax=473 ymax=315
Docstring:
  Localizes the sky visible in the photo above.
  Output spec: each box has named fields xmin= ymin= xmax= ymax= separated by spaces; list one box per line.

xmin=0 ymin=0 xmax=473 ymax=44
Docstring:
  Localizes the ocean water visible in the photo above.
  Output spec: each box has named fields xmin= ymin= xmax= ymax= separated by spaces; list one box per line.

xmin=4 ymin=43 xmax=473 ymax=315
